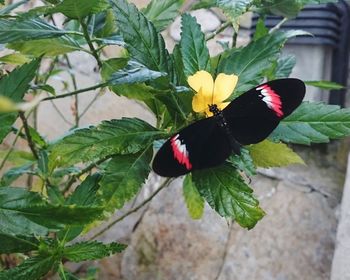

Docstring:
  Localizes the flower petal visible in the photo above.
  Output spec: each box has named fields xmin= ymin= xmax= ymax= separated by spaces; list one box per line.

xmin=192 ymin=88 xmax=210 ymax=113
xmin=213 ymin=73 xmax=238 ymax=103
xmin=188 ymin=70 xmax=214 ymax=97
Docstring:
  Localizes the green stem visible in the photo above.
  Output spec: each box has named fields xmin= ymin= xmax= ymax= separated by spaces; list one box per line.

xmin=269 ymin=17 xmax=288 ymax=33
xmin=63 ymin=155 xmax=112 ymax=195
xmin=0 ymin=126 xmax=24 ymax=172
xmin=64 ymin=54 xmax=80 ymax=127
xmin=42 ymin=83 xmax=108 ymax=101
xmin=206 ymin=21 xmax=232 ymax=41
xmin=89 ymin=177 xmax=173 ymax=240
xmin=80 ymin=19 xmax=102 ymax=68
xmin=19 ymin=111 xmax=39 ymax=160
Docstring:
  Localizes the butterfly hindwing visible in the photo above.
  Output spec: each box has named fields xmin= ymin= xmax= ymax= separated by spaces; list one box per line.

xmin=223 ymin=78 xmax=305 ymax=145
xmin=152 ymin=117 xmax=232 ymax=177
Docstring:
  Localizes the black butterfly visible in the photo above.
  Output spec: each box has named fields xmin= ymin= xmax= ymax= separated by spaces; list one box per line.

xmin=152 ymin=78 xmax=305 ymax=177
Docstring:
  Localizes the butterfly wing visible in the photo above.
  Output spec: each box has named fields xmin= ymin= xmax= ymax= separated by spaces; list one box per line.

xmin=223 ymin=78 xmax=305 ymax=145
xmin=152 ymin=117 xmax=232 ymax=177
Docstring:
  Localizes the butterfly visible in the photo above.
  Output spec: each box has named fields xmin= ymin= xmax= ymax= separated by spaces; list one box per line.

xmin=152 ymin=78 xmax=305 ymax=177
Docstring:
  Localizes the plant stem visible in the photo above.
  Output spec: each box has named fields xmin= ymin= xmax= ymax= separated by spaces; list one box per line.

xmin=206 ymin=21 xmax=232 ymax=41
xmin=269 ymin=17 xmax=288 ymax=33
xmin=63 ymin=155 xmax=112 ymax=195
xmin=19 ymin=111 xmax=38 ymax=160
xmin=42 ymin=83 xmax=108 ymax=101
xmin=89 ymin=177 xmax=173 ymax=240
xmin=80 ymin=19 xmax=103 ymax=68
xmin=64 ymin=54 xmax=80 ymax=127
xmin=0 ymin=126 xmax=24 ymax=172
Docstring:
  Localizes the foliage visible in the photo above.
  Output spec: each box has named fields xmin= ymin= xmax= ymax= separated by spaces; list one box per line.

xmin=0 ymin=0 xmax=347 ymax=278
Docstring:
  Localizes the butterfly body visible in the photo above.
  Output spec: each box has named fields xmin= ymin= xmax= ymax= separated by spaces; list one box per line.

xmin=152 ymin=78 xmax=306 ymax=177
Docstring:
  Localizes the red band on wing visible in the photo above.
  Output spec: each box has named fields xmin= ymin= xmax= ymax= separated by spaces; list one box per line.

xmin=170 ymin=134 xmax=192 ymax=170
xmin=257 ymin=85 xmax=284 ymax=117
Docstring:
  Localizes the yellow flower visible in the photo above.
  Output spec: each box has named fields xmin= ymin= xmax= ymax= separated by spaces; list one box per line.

xmin=188 ymin=70 xmax=238 ymax=117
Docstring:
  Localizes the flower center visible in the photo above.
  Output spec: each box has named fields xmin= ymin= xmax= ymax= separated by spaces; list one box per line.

xmin=208 ymin=104 xmax=220 ymax=116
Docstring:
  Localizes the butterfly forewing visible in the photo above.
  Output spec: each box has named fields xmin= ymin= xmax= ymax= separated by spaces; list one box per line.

xmin=223 ymin=78 xmax=305 ymax=145
xmin=152 ymin=117 xmax=232 ymax=177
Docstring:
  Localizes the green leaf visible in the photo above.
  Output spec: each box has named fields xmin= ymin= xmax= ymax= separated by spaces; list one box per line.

xmin=109 ymin=0 xmax=171 ymax=74
xmin=305 ymin=80 xmax=345 ymax=90
xmin=66 ymin=174 xmax=102 ymax=206
xmin=0 ymin=149 xmax=34 ymax=165
xmin=108 ymin=60 xmax=167 ymax=85
xmin=0 ymin=254 xmax=58 ymax=280
xmin=192 ymin=164 xmax=265 ymax=229
xmin=0 ymin=0 xmax=28 ymax=15
xmin=249 ymin=140 xmax=304 ymax=168
xmin=171 ymin=44 xmax=187 ymax=86
xmin=63 ymin=241 xmax=127 ymax=262
xmin=271 ymin=102 xmax=350 ymax=145
xmin=0 ymin=59 xmax=40 ymax=143
xmin=218 ymin=30 xmax=307 ymax=93
xmin=183 ymin=174 xmax=204 ymax=219
xmin=257 ymin=0 xmax=302 ymax=18
xmin=216 ymin=0 xmax=253 ymax=30
xmin=180 ymin=13 xmax=211 ymax=77
xmin=8 ymin=37 xmax=82 ymax=57
xmin=0 ymin=53 xmax=31 ymax=65
xmin=58 ymin=174 xmax=102 ymax=242
xmin=0 ymin=163 xmax=34 ymax=187
xmin=0 ymin=231 xmax=39 ymax=253
xmin=253 ymin=17 xmax=269 ymax=41
xmin=142 ymin=0 xmax=184 ymax=32
xmin=228 ymin=148 xmax=256 ymax=176
xmin=0 ymin=187 xmax=104 ymax=236
xmin=53 ymin=0 xmax=109 ymax=20
xmin=275 ymin=55 xmax=296 ymax=79
xmin=100 ymin=146 xmax=152 ymax=212
xmin=49 ymin=118 xmax=165 ymax=167
xmin=0 ymin=18 xmax=73 ymax=44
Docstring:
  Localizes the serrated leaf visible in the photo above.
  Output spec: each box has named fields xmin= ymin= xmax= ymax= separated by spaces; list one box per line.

xmin=0 ymin=18 xmax=73 ymax=44
xmin=183 ymin=174 xmax=204 ymax=219
xmin=53 ymin=0 xmax=109 ymax=20
xmin=0 ymin=231 xmax=39 ymax=253
xmin=58 ymin=174 xmax=102 ymax=242
xmin=63 ymin=241 xmax=127 ymax=262
xmin=305 ymin=80 xmax=345 ymax=90
xmin=0 ymin=187 xmax=104 ymax=236
xmin=0 ymin=149 xmax=34 ymax=165
xmin=275 ymin=55 xmax=296 ymax=79
xmin=180 ymin=13 xmax=211 ymax=77
xmin=270 ymin=102 xmax=350 ymax=145
xmin=228 ymin=148 xmax=256 ymax=176
xmin=0 ymin=254 xmax=58 ymax=280
xmin=100 ymin=146 xmax=152 ymax=212
xmin=0 ymin=59 xmax=40 ymax=142
xmin=0 ymin=162 xmax=34 ymax=187
xmin=142 ymin=0 xmax=184 ymax=32
xmin=257 ymin=0 xmax=302 ymax=18
xmin=253 ymin=17 xmax=269 ymax=41
xmin=8 ymin=37 xmax=82 ymax=57
xmin=218 ymin=30 xmax=307 ymax=94
xmin=109 ymin=0 xmax=171 ymax=74
xmin=216 ymin=0 xmax=253 ymax=30
xmin=192 ymin=164 xmax=265 ymax=229
xmin=0 ymin=53 xmax=31 ymax=65
xmin=108 ymin=60 xmax=167 ymax=85
xmin=249 ymin=140 xmax=304 ymax=168
xmin=49 ymin=118 xmax=165 ymax=167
